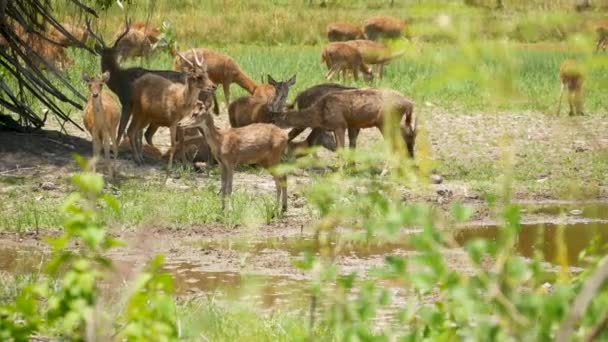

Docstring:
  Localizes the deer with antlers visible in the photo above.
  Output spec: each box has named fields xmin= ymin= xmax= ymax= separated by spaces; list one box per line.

xmin=127 ymin=51 xmax=209 ymax=165
xmin=85 ymin=18 xmax=215 ymax=147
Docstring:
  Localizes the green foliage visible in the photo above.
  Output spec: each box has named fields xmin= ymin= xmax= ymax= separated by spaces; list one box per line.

xmin=0 ymin=158 xmax=178 ymax=341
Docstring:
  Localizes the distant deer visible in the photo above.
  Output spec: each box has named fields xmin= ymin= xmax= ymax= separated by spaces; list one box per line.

xmin=85 ymin=18 xmax=215 ymax=146
xmin=595 ymin=21 xmax=608 ymax=52
xmin=321 ymin=42 xmax=373 ymax=82
xmin=558 ymin=59 xmax=585 ymax=116
xmin=363 ymin=16 xmax=405 ymax=41
xmin=178 ymin=101 xmax=288 ymax=211
xmin=112 ymin=20 xmax=161 ymax=61
xmin=327 ymin=22 xmax=365 ymax=42
xmin=173 ymin=48 xmax=258 ymax=109
xmin=270 ymin=88 xmax=417 ymax=158
xmin=127 ymin=51 xmax=210 ymax=165
xmin=12 ymin=22 xmax=72 ymax=70
xmin=82 ymin=71 xmax=120 ymax=176
xmin=228 ymin=74 xmax=296 ymax=128
xmin=285 ymin=83 xmax=354 ymax=146
xmin=343 ymin=39 xmax=404 ymax=79
xmin=48 ymin=22 xmax=88 ymax=47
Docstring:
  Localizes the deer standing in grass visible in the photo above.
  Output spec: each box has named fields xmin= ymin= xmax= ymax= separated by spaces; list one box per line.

xmin=173 ymin=48 xmax=258 ymax=110
xmin=363 ymin=16 xmax=405 ymax=41
xmin=327 ymin=22 xmax=364 ymax=42
xmin=178 ymin=101 xmax=288 ymax=211
xmin=595 ymin=21 xmax=608 ymax=52
xmin=271 ymin=88 xmax=417 ymax=159
xmin=82 ymin=71 xmax=120 ymax=176
xmin=321 ymin=42 xmax=373 ymax=82
xmin=228 ymin=74 xmax=296 ymax=127
xmin=558 ymin=59 xmax=585 ymax=116
xmin=343 ymin=39 xmax=404 ymax=79
xmin=127 ymin=52 xmax=209 ymax=165
xmin=85 ymin=18 xmax=215 ymax=146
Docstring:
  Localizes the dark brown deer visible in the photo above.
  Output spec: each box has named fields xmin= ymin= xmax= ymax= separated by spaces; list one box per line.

xmin=271 ymin=88 xmax=417 ymax=158
xmin=173 ymin=48 xmax=258 ymax=109
xmin=81 ymin=71 xmax=120 ymax=176
xmin=327 ymin=22 xmax=364 ymax=42
xmin=85 ymin=18 xmax=215 ymax=146
xmin=178 ymin=101 xmax=288 ymax=211
xmin=321 ymin=42 xmax=373 ymax=82
xmin=228 ymin=74 xmax=296 ymax=127
xmin=127 ymin=52 xmax=209 ymax=165
xmin=363 ymin=16 xmax=405 ymax=41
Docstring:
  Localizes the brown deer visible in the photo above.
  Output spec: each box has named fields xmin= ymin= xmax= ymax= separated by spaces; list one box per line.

xmin=343 ymin=39 xmax=405 ymax=79
xmin=173 ymin=48 xmax=258 ymax=109
xmin=595 ymin=21 xmax=608 ymax=52
xmin=178 ymin=101 xmax=288 ymax=211
xmin=558 ymin=59 xmax=585 ymax=116
xmin=82 ymin=71 xmax=120 ymax=176
xmin=112 ymin=20 xmax=161 ymax=61
xmin=363 ymin=16 xmax=405 ymax=41
xmin=327 ymin=22 xmax=365 ymax=42
xmin=85 ymin=18 xmax=215 ymax=146
xmin=228 ymin=74 xmax=296 ymax=128
xmin=48 ymin=22 xmax=88 ymax=47
xmin=321 ymin=42 xmax=373 ymax=82
xmin=270 ymin=88 xmax=417 ymax=158
xmin=127 ymin=52 xmax=209 ymax=165
xmin=11 ymin=22 xmax=72 ymax=70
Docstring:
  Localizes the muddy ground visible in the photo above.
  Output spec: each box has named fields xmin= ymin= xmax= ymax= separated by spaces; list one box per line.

xmin=1 ymin=108 xmax=607 ymax=304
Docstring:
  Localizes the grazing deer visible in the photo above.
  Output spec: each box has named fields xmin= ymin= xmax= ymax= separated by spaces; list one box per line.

xmin=127 ymin=52 xmax=209 ymax=165
xmin=85 ymin=18 xmax=215 ymax=146
xmin=321 ymin=42 xmax=373 ymax=82
xmin=178 ymin=101 xmax=288 ymax=211
xmin=343 ymin=39 xmax=404 ymax=79
xmin=595 ymin=21 xmax=608 ymax=52
xmin=82 ymin=71 xmax=120 ymax=176
xmin=558 ymin=59 xmax=585 ymax=116
xmin=48 ymin=22 xmax=88 ymax=47
xmin=173 ymin=48 xmax=258 ymax=109
xmin=327 ymin=22 xmax=365 ymax=42
xmin=270 ymin=88 xmax=417 ymax=158
xmin=228 ymin=74 xmax=296 ymax=127
xmin=363 ymin=16 xmax=405 ymax=41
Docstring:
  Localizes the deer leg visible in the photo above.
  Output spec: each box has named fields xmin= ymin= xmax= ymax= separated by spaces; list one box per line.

xmin=568 ymin=91 xmax=575 ymax=116
xmin=281 ymin=174 xmax=287 ymax=212
xmin=116 ymin=101 xmax=132 ymax=144
xmin=347 ymin=128 xmax=360 ymax=150
xmin=223 ymin=82 xmax=230 ymax=109
xmin=220 ymin=164 xmax=228 ymax=209
xmin=144 ymin=124 xmax=159 ymax=146
xmin=557 ymin=83 xmax=564 ymax=115
xmin=288 ymin=128 xmax=306 ymax=142
xmin=353 ymin=66 xmax=359 ymax=82
xmin=102 ymin=130 xmax=113 ymax=178
xmin=379 ymin=63 xmax=385 ymax=80
xmin=334 ymin=128 xmax=347 ymax=170
xmin=168 ymin=124 xmax=178 ymax=169
xmin=91 ymin=129 xmax=101 ymax=173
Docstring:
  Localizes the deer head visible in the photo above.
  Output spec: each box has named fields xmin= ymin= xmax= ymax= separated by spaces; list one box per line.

xmin=82 ymin=71 xmax=110 ymax=99
xmin=266 ymin=74 xmax=296 ymax=113
xmin=178 ymin=100 xmax=209 ymax=129
xmin=177 ymin=49 xmax=215 ymax=91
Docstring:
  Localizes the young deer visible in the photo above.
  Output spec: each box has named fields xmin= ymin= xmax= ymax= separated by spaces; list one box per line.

xmin=321 ymin=42 xmax=373 ymax=82
xmin=82 ymin=71 xmax=120 ymax=176
xmin=228 ymin=74 xmax=296 ymax=128
xmin=85 ymin=18 xmax=215 ymax=145
xmin=326 ymin=22 xmax=365 ymax=42
xmin=178 ymin=101 xmax=288 ymax=211
xmin=363 ymin=16 xmax=405 ymax=41
xmin=343 ymin=39 xmax=404 ymax=79
xmin=271 ymin=88 xmax=417 ymax=158
xmin=558 ymin=59 xmax=585 ymax=116
xmin=127 ymin=52 xmax=209 ymax=165
xmin=173 ymin=48 xmax=258 ymax=109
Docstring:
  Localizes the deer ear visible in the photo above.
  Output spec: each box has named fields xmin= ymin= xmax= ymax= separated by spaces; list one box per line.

xmin=287 ymin=74 xmax=296 ymax=86
xmin=101 ymin=71 xmax=110 ymax=83
xmin=267 ymin=75 xmax=277 ymax=86
xmin=81 ymin=72 xmax=90 ymax=83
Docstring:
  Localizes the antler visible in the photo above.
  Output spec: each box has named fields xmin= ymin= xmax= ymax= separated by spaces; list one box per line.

xmin=112 ymin=16 xmax=131 ymax=48
xmin=192 ymin=48 xmax=204 ymax=67
xmin=85 ymin=17 xmax=106 ymax=48
xmin=176 ymin=51 xmax=194 ymax=67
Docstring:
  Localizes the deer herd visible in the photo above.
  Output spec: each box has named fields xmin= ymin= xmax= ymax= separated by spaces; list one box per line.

xmin=14 ymin=13 xmax=601 ymax=212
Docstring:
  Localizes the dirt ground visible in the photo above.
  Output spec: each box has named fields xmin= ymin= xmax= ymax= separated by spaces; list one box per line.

xmin=1 ymin=107 xmax=607 ymax=287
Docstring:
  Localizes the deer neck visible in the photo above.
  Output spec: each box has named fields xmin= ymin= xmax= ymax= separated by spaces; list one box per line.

xmin=199 ymin=115 xmax=222 ymax=157
xmin=276 ymin=106 xmax=319 ymax=128
xmin=182 ymin=78 xmax=201 ymax=109
xmin=101 ymin=49 xmax=120 ymax=75
xmin=91 ymin=94 xmax=105 ymax=123
xmin=234 ymin=70 xmax=258 ymax=94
